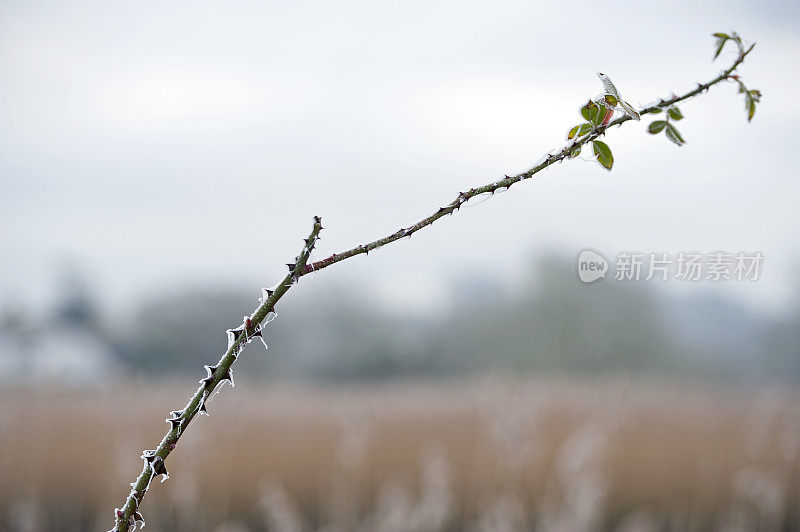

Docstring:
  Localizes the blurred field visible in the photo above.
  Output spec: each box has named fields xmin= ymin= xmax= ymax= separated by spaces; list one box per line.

xmin=1 ymin=377 xmax=798 ymax=531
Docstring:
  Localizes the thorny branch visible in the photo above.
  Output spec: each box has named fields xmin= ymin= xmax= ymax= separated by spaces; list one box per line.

xmin=112 ymin=39 xmax=756 ymax=531
xmin=303 ymin=42 xmax=755 ymax=276
xmin=113 ymin=219 xmax=322 ymax=531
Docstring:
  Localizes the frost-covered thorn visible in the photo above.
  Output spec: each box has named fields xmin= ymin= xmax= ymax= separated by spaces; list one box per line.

xmin=169 ymin=409 xmax=183 ymax=419
xmin=229 ymin=327 xmax=244 ymax=342
xmin=199 ymin=401 xmax=208 ymax=415
xmin=166 ymin=417 xmax=182 ymax=430
xmin=150 ymin=456 xmax=168 ymax=478
xmin=286 ymin=263 xmax=296 ymax=272
xmin=141 ymin=449 xmax=157 ymax=462
xmin=314 ymin=215 xmax=322 ymax=224
xmin=220 ymin=367 xmax=234 ymax=385
xmin=200 ymin=364 xmax=218 ymax=386
xmin=133 ymin=511 xmax=145 ymax=528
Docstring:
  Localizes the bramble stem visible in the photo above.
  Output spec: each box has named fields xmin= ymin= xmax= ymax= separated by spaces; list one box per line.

xmin=112 ymin=40 xmax=755 ymax=531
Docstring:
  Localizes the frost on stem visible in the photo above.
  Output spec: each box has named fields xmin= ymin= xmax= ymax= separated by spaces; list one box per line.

xmin=197 ymin=391 xmax=210 ymax=415
xmin=113 ymin=508 xmax=145 ymax=532
xmin=141 ymin=450 xmax=169 ymax=483
xmin=133 ymin=511 xmax=145 ymax=529
xmin=259 ymin=287 xmax=275 ymax=304
xmin=165 ymin=410 xmax=183 ymax=434
xmin=227 ymin=314 xmax=269 ymax=354
xmin=199 ymin=364 xmax=218 ymax=386
xmin=199 ymin=363 xmax=234 ymax=389
xmin=111 ymin=218 xmax=325 ymax=532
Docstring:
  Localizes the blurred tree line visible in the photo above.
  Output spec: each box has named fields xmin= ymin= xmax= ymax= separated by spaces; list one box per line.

xmin=104 ymin=254 xmax=800 ymax=383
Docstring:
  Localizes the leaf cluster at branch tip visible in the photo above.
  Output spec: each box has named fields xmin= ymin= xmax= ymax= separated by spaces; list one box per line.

xmin=713 ymin=31 xmax=761 ymax=122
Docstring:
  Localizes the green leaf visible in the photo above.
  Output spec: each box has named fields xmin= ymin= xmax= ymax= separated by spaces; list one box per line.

xmin=580 ymin=101 xmax=597 ymax=122
xmin=713 ymin=36 xmax=728 ymax=60
xmin=712 ymin=32 xmax=730 ymax=39
xmin=667 ymin=107 xmax=683 ymax=120
xmin=590 ymin=104 xmax=602 ymax=123
xmin=604 ymin=94 xmax=618 ymax=107
xmin=665 ymin=123 xmax=686 ymax=146
xmin=650 ymin=108 xmax=663 ymax=114
xmin=567 ymin=123 xmax=593 ymax=140
xmin=592 ymin=140 xmax=613 ymax=171
xmin=750 ymin=89 xmax=761 ymax=102
xmin=648 ymin=120 xmax=667 ymax=134
xmin=748 ymin=99 xmax=756 ymax=122
xmin=589 ymin=102 xmax=612 ymax=126
xmin=590 ymin=107 xmax=601 ymax=125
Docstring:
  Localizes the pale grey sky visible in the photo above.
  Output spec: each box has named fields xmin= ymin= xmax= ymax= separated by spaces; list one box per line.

xmin=1 ymin=0 xmax=798 ymax=317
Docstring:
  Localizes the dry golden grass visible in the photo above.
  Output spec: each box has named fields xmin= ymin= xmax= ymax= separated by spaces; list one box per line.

xmin=1 ymin=377 xmax=798 ymax=531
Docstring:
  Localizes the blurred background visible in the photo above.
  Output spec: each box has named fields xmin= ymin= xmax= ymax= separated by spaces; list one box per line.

xmin=1 ymin=0 xmax=799 ymax=530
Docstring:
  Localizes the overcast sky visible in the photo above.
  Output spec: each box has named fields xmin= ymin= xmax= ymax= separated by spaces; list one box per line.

xmin=1 ymin=0 xmax=798 ymax=319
